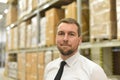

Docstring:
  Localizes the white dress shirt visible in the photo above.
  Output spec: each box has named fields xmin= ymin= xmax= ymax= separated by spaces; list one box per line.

xmin=44 ymin=51 xmax=108 ymax=80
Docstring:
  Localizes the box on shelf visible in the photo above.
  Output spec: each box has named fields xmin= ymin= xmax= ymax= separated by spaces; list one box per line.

xmin=18 ymin=71 xmax=26 ymax=80
xmin=31 ymin=16 xmax=39 ymax=48
xmin=45 ymin=51 xmax=52 ymax=66
xmin=65 ymin=1 xmax=77 ymax=20
xmin=17 ymin=53 xmax=26 ymax=80
xmin=18 ymin=0 xmax=38 ymax=19
xmin=45 ymin=8 xmax=64 ymax=46
xmin=18 ymin=0 xmax=28 ymax=19
xmin=52 ymin=50 xmax=60 ymax=60
xmin=32 ymin=0 xmax=38 ymax=10
xmin=7 ymin=0 xmax=17 ymax=4
xmin=26 ymin=53 xmax=39 ymax=80
xmin=18 ymin=53 xmax=26 ymax=72
xmin=64 ymin=1 xmax=89 ymax=42
xmin=116 ymin=0 xmax=120 ymax=40
xmin=26 ymin=20 xmax=32 ymax=48
xmin=12 ymin=27 xmax=19 ymax=50
xmin=91 ymin=48 xmax=103 ymax=66
xmin=6 ymin=4 xmax=18 ymax=26
xmin=38 ymin=51 xmax=45 ymax=80
xmin=26 ymin=53 xmax=37 ymax=74
xmin=39 ymin=17 xmax=46 ymax=47
xmin=38 ymin=66 xmax=44 ymax=80
xmin=89 ymin=0 xmax=117 ymax=42
xmin=38 ymin=52 xmax=45 ymax=66
xmin=26 ymin=73 xmax=37 ymax=80
xmin=19 ymin=22 xmax=27 ymax=49
xmin=6 ymin=29 xmax=14 ymax=50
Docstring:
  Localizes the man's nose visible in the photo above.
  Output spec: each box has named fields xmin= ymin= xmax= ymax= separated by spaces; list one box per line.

xmin=63 ymin=34 xmax=69 ymax=41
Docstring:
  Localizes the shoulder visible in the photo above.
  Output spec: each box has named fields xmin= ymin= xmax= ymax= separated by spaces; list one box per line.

xmin=79 ymin=55 xmax=103 ymax=74
xmin=79 ymin=55 xmax=99 ymax=67
xmin=79 ymin=55 xmax=108 ymax=79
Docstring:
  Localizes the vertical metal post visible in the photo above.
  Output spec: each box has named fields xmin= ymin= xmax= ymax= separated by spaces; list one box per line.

xmin=37 ymin=11 xmax=41 ymax=45
xmin=77 ymin=0 xmax=82 ymax=25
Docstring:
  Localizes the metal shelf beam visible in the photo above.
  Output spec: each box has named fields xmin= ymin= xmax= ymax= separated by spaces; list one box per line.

xmin=7 ymin=40 xmax=120 ymax=53
xmin=79 ymin=40 xmax=120 ymax=49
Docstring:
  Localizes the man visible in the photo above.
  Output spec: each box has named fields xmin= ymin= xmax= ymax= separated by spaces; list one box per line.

xmin=44 ymin=18 xmax=108 ymax=80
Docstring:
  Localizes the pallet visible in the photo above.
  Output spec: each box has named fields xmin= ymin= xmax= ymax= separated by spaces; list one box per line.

xmin=90 ymin=37 xmax=112 ymax=43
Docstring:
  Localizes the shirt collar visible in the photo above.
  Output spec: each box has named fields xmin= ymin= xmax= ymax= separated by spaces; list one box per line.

xmin=65 ymin=50 xmax=80 ymax=67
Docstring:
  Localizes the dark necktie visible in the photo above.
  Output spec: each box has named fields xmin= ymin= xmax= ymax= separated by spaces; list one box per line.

xmin=54 ymin=61 xmax=66 ymax=80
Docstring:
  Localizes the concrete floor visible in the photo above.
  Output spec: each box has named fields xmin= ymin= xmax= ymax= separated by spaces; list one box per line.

xmin=0 ymin=68 xmax=9 ymax=80
xmin=0 ymin=68 xmax=5 ymax=80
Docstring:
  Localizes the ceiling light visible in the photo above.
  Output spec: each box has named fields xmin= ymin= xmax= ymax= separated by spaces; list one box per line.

xmin=0 ymin=0 xmax=7 ymax=3
xmin=0 ymin=15 xmax=3 ymax=19
xmin=4 ymin=9 xmax=8 ymax=14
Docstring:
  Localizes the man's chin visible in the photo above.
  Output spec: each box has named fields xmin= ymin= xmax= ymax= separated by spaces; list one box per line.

xmin=60 ymin=49 xmax=73 ymax=56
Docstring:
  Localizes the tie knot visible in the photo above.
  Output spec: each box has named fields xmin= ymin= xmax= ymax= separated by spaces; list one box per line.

xmin=61 ymin=61 xmax=66 ymax=67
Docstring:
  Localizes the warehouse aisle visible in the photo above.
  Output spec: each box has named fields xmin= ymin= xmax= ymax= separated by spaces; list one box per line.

xmin=0 ymin=68 xmax=4 ymax=80
xmin=0 ymin=68 xmax=9 ymax=80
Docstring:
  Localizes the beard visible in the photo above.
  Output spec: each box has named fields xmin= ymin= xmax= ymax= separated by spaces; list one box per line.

xmin=57 ymin=46 xmax=74 ymax=56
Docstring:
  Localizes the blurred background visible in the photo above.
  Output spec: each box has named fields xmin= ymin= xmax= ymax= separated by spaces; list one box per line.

xmin=0 ymin=0 xmax=120 ymax=80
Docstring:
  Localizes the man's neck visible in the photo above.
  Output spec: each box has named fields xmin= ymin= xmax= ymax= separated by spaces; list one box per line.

xmin=61 ymin=50 xmax=78 ymax=60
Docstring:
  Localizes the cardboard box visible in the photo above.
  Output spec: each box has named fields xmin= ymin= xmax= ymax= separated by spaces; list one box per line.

xmin=26 ymin=53 xmax=37 ymax=74
xmin=18 ymin=53 xmax=26 ymax=80
xmin=13 ymin=27 xmax=19 ymax=50
xmin=45 ymin=8 xmax=64 ymax=46
xmin=32 ymin=0 xmax=38 ymax=10
xmin=38 ymin=67 xmax=44 ymax=80
xmin=39 ymin=17 xmax=46 ymax=47
xmin=116 ymin=0 xmax=120 ymax=40
xmin=26 ymin=73 xmax=37 ymax=80
xmin=52 ymin=50 xmax=60 ymax=60
xmin=65 ymin=1 xmax=77 ymax=20
xmin=26 ymin=24 xmax=32 ymax=48
xmin=6 ymin=4 xmax=17 ymax=26
xmin=18 ymin=71 xmax=26 ymax=80
xmin=7 ymin=0 xmax=17 ymax=4
xmin=6 ymin=29 xmax=13 ymax=50
xmin=89 ymin=0 xmax=117 ymax=41
xmin=26 ymin=19 xmax=32 ymax=48
xmin=31 ymin=16 xmax=38 ymax=48
xmin=45 ymin=51 xmax=52 ymax=66
xmin=18 ymin=53 xmax=26 ymax=72
xmin=38 ymin=52 xmax=45 ymax=66
xmin=19 ymin=22 xmax=27 ymax=49
xmin=64 ymin=1 xmax=89 ymax=42
xmin=18 ymin=0 xmax=29 ymax=18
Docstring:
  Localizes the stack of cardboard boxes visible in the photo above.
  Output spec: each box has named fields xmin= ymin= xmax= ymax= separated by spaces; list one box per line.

xmin=89 ymin=0 xmax=117 ymax=42
xmin=116 ymin=0 xmax=120 ymax=40
xmin=45 ymin=8 xmax=64 ymax=46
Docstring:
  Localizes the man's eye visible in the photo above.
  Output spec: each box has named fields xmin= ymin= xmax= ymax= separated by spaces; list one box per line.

xmin=58 ymin=32 xmax=64 ymax=35
xmin=69 ymin=33 xmax=75 ymax=36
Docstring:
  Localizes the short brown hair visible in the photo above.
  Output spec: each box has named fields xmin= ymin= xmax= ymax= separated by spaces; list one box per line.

xmin=57 ymin=18 xmax=81 ymax=36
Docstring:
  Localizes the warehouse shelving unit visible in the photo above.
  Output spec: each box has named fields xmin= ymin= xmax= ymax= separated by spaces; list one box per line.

xmin=5 ymin=0 xmax=120 ymax=80
xmin=7 ymin=39 xmax=120 ymax=54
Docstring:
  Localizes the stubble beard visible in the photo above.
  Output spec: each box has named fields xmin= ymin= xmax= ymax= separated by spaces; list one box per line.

xmin=57 ymin=46 xmax=74 ymax=56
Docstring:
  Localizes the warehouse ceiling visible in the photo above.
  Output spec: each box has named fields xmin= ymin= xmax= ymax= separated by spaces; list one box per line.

xmin=0 ymin=2 xmax=7 ymax=27
xmin=0 ymin=2 xmax=7 ymax=43
xmin=0 ymin=2 xmax=7 ymax=14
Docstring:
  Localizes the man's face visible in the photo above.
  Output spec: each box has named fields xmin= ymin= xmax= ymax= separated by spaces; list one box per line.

xmin=56 ymin=23 xmax=82 ymax=56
